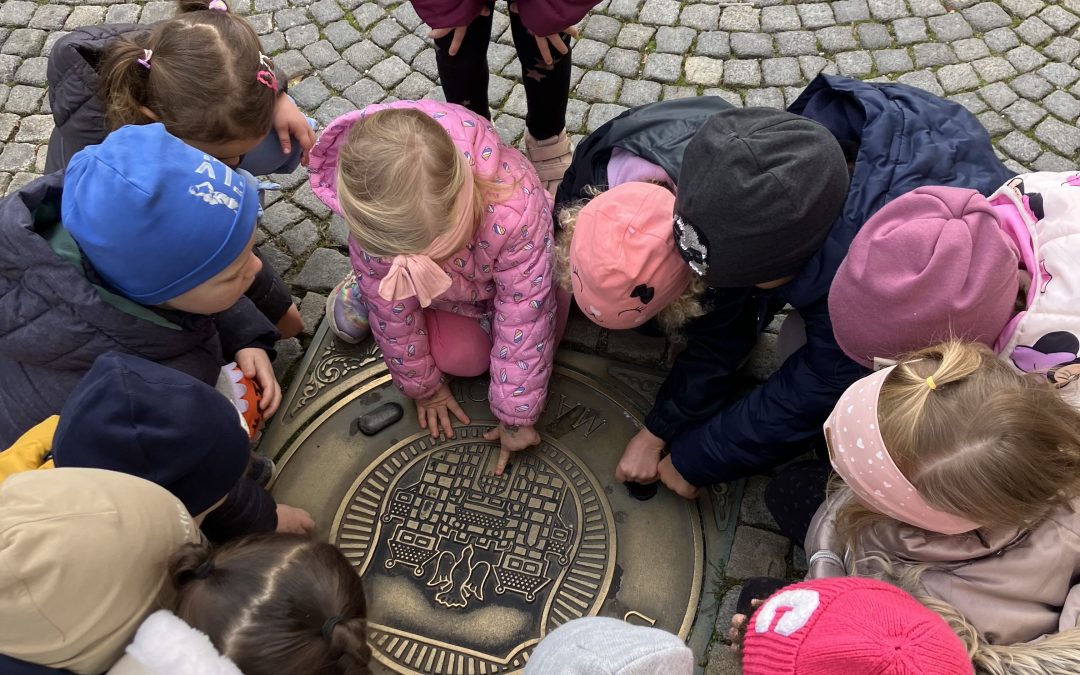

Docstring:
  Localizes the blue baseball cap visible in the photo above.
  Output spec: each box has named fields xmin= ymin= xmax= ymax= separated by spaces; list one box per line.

xmin=63 ymin=123 xmax=260 ymax=305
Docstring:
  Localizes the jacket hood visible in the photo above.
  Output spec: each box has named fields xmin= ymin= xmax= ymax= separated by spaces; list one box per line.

xmin=53 ymin=352 xmax=250 ymax=516
xmin=0 ymin=468 xmax=200 ymax=674
xmin=0 ymin=172 xmax=219 ymax=372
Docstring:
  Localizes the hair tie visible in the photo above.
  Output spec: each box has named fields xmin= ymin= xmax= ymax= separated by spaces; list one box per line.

xmin=257 ymin=53 xmax=278 ymax=91
xmin=321 ymin=616 xmax=344 ymax=640
xmin=208 ymin=0 xmax=229 ymax=10
xmin=136 ymin=49 xmax=152 ymax=70
xmin=193 ymin=560 xmax=214 ymax=579
xmin=926 ymin=376 xmax=937 ymax=390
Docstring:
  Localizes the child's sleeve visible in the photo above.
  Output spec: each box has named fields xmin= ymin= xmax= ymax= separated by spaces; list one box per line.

xmin=213 ymin=296 xmax=281 ymax=358
xmin=410 ymin=0 xmax=489 ymax=29
xmin=489 ymin=205 xmax=557 ymax=428
xmin=515 ymin=0 xmax=603 ymax=38
xmin=354 ymin=266 xmax=443 ymax=400
xmin=199 ymin=477 xmax=277 ymax=542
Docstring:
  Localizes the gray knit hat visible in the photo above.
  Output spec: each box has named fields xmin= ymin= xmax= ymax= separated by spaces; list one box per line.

xmin=524 ymin=617 xmax=694 ymax=675
xmin=674 ymin=108 xmax=850 ymax=288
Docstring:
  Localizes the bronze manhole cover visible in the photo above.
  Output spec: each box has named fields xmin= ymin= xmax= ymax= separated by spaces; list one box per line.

xmin=262 ymin=323 xmax=740 ymax=674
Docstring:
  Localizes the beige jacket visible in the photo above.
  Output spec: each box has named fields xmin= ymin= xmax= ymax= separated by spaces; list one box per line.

xmin=806 ymin=491 xmax=1080 ymax=645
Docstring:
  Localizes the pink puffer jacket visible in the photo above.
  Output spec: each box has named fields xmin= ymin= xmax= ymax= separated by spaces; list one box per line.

xmin=308 ymin=100 xmax=556 ymax=427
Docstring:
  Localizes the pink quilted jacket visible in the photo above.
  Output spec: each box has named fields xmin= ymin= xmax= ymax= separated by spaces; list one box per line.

xmin=308 ymin=100 xmax=557 ymax=427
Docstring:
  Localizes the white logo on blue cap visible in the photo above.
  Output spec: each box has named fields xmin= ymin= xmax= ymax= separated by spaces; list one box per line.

xmin=192 ymin=154 xmax=246 ymax=213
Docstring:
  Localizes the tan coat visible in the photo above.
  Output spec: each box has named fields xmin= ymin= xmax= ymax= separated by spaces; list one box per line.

xmin=805 ymin=491 xmax=1080 ymax=645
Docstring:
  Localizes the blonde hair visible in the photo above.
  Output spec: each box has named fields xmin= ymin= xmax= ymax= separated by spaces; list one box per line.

xmin=335 ymin=108 xmax=508 ymax=258
xmin=836 ymin=340 xmax=1080 ymax=551
xmin=554 ymin=186 xmax=706 ymax=336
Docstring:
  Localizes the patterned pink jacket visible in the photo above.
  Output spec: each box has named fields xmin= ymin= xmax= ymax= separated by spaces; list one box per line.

xmin=308 ymin=100 xmax=557 ymax=427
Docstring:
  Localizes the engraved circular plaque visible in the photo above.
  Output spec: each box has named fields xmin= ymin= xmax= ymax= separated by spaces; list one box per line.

xmin=264 ymin=326 xmax=733 ymax=675
xmin=332 ymin=427 xmax=614 ymax=673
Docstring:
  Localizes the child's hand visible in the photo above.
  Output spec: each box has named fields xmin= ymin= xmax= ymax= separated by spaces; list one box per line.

xmin=276 ymin=504 xmax=315 ymax=534
xmin=615 ymin=428 xmax=666 ymax=484
xmin=236 ymin=348 xmax=282 ymax=418
xmin=427 ymin=6 xmax=491 ymax=55
xmin=416 ymin=382 xmax=471 ymax=439
xmin=272 ymin=94 xmax=317 ymax=165
xmin=508 ymin=3 xmax=580 ymax=65
xmin=658 ymin=455 xmax=699 ymax=500
xmin=728 ymin=600 xmax=763 ymax=653
xmin=484 ymin=423 xmax=540 ymax=476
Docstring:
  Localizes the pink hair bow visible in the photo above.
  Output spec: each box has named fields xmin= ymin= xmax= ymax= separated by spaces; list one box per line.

xmin=825 ymin=366 xmax=980 ymax=535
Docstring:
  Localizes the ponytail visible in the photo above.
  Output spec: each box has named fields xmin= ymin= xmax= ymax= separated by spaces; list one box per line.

xmin=169 ymin=541 xmax=216 ymax=588
xmin=99 ymin=35 xmax=157 ymax=130
xmin=325 ymin=618 xmax=374 ymax=675
xmin=177 ymin=0 xmax=228 ymax=11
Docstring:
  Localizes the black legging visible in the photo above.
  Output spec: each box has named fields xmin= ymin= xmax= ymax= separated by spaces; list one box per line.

xmin=764 ymin=460 xmax=832 ymax=545
xmin=432 ymin=5 xmax=572 ymax=140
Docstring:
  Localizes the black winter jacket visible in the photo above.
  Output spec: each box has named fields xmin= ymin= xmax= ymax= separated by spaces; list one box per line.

xmin=0 ymin=172 xmax=278 ymax=445
xmin=556 ymin=76 xmax=1015 ymax=486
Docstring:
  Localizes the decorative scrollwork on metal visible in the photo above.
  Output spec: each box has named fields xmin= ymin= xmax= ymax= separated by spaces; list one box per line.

xmin=290 ymin=339 xmax=382 ymax=418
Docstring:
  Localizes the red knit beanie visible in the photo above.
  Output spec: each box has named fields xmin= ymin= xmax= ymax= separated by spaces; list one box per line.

xmin=742 ymin=577 xmax=973 ymax=675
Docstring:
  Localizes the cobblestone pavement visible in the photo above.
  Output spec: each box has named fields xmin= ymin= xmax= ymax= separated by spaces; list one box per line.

xmin=4 ymin=0 xmax=1079 ymax=669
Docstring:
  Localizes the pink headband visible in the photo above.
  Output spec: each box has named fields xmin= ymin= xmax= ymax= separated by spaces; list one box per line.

xmin=825 ymin=366 xmax=980 ymax=535
xmin=377 ymin=164 xmax=475 ymax=307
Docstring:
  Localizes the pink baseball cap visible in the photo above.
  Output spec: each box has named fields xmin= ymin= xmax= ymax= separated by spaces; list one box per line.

xmin=569 ymin=182 xmax=691 ymax=329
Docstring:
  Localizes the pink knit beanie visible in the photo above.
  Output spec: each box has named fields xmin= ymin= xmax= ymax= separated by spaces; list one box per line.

xmin=742 ymin=577 xmax=972 ymax=675
xmin=829 ymin=186 xmax=1020 ymax=368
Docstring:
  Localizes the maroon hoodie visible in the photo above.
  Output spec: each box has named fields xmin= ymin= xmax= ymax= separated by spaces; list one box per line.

xmin=411 ymin=0 xmax=600 ymax=38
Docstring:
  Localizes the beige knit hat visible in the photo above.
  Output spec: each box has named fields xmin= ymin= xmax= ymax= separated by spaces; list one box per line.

xmin=0 ymin=468 xmax=201 ymax=674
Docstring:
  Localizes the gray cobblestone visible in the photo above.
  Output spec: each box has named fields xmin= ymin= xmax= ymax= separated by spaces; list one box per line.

xmin=640 ymin=0 xmax=681 ymax=25
xmin=732 ymin=32 xmax=775 ymax=58
xmin=762 ymin=5 xmax=801 ymax=32
xmin=3 ymin=85 xmax=43 ymax=115
xmin=869 ymin=0 xmax=908 ymax=20
xmin=1015 ymin=17 xmax=1054 ymax=47
xmin=999 ymin=130 xmax=1043 ymax=163
xmin=274 ymin=50 xmax=313 ymax=78
xmin=295 ymin=247 xmax=352 ymax=293
xmin=856 ymin=22 xmax=892 ymax=49
xmin=874 ymin=48 xmax=915 ymax=73
xmin=899 ymin=69 xmax=945 ymax=96
xmin=320 ymin=61 xmax=360 ymax=93
xmin=914 ymin=42 xmax=958 ymax=67
xmin=1044 ymin=89 xmax=1080 ymax=121
xmin=973 ymin=56 xmax=1018 ymax=83
xmin=1039 ymin=5 xmax=1080 ymax=33
xmin=3 ymin=29 xmax=44 ymax=58
xmin=833 ymin=0 xmax=871 ymax=21
xmin=370 ymin=19 xmax=405 ymax=48
xmin=929 ymin=13 xmax=973 ymax=41
xmin=66 ymin=6 xmax=107 ymax=29
xmin=586 ymin=103 xmax=629 ymax=133
xmin=260 ymin=32 xmax=287 ymax=55
xmin=745 ymin=87 xmax=786 ymax=108
xmin=342 ymin=40 xmax=385 ymax=72
xmin=937 ymin=63 xmax=980 ymax=92
xmin=310 ymin=0 xmax=345 ymax=25
xmin=984 ymin=28 xmax=1021 ymax=54
xmin=576 ymin=70 xmax=623 ymax=102
xmin=909 ymin=0 xmax=947 ymax=15
xmin=818 ymin=26 xmax=858 ymax=52
xmin=1032 ymin=151 xmax=1075 ymax=172
xmin=1002 ymin=0 xmax=1046 ymax=19
xmin=302 ymin=40 xmax=341 ymax=69
xmin=953 ymin=93 xmax=988 ymax=115
xmin=352 ymin=3 xmax=383 ymax=29
xmin=1035 ymin=116 xmax=1080 ymax=155
xmin=980 ymin=81 xmax=1020 ymax=110
xmin=798 ymin=3 xmax=836 ymax=28
xmin=1044 ymin=37 xmax=1080 ymax=64
xmin=0 ymin=2 xmax=35 ymax=27
xmin=584 ymin=14 xmax=622 ymax=42
xmin=681 ymin=4 xmax=721 ymax=30
xmin=603 ymin=48 xmax=641 ymax=77
xmin=893 ymin=17 xmax=928 ymax=45
xmin=14 ymin=58 xmax=46 ymax=87
xmin=656 ymin=26 xmax=697 ymax=53
xmin=723 ymin=59 xmax=764 ymax=86
xmin=1038 ymin=62 xmax=1080 ymax=86
xmin=571 ymin=38 xmax=608 ymax=68
xmin=702 ymin=87 xmax=743 ymax=107
xmin=963 ymin=2 xmax=1013 ymax=31
xmin=1004 ymin=97 xmax=1048 ymax=129
xmin=776 ymin=31 xmax=819 ymax=56
xmin=282 ymin=219 xmax=320 ymax=257
xmin=1011 ymin=72 xmax=1054 ymax=99
xmin=953 ymin=38 xmax=989 ymax=62
xmin=720 ymin=5 xmax=761 ymax=32
xmin=30 ymin=5 xmax=72 ymax=31
xmin=619 ymin=79 xmax=663 ymax=107
xmin=836 ymin=50 xmax=874 ymax=75
xmin=324 ymin=21 xmax=362 ymax=50
xmin=800 ymin=55 xmax=830 ymax=78
xmin=343 ymin=78 xmax=386 ymax=108
xmin=761 ymin=57 xmax=802 ymax=86
xmin=695 ymin=31 xmax=731 ymax=58
xmin=616 ymin=24 xmax=655 ymax=50
xmin=1006 ymin=44 xmax=1049 ymax=72
xmin=642 ymin=52 xmax=683 ymax=83
xmin=686 ymin=56 xmax=725 ymax=85
xmin=368 ymin=55 xmax=410 ymax=88
xmin=977 ymin=110 xmax=1012 ymax=135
